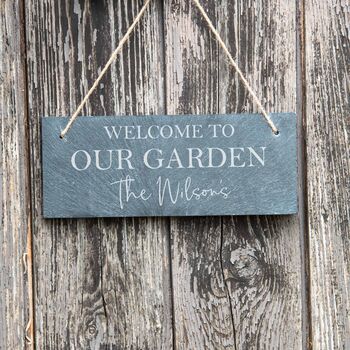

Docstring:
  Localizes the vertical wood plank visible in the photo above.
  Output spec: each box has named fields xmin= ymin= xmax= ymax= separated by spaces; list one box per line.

xmin=164 ymin=1 xmax=237 ymax=348
xmin=218 ymin=1 xmax=303 ymax=348
xmin=0 ymin=0 xmax=32 ymax=348
xmin=165 ymin=0 xmax=303 ymax=348
xmin=25 ymin=1 xmax=172 ymax=348
xmin=305 ymin=1 xmax=350 ymax=348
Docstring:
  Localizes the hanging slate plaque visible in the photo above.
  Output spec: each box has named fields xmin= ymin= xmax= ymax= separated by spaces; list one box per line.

xmin=41 ymin=113 xmax=297 ymax=218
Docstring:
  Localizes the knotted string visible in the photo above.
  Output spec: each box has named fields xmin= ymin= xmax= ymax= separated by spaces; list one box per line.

xmin=60 ymin=0 xmax=278 ymax=138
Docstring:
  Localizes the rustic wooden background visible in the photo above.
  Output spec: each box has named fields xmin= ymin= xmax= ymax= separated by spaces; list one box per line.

xmin=1 ymin=0 xmax=349 ymax=349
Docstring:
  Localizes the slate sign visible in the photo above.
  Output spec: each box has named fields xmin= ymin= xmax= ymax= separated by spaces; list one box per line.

xmin=41 ymin=113 xmax=297 ymax=218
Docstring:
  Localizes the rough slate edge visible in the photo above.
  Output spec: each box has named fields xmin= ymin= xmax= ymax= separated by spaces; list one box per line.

xmin=306 ymin=0 xmax=350 ymax=348
xmin=40 ymin=113 xmax=298 ymax=219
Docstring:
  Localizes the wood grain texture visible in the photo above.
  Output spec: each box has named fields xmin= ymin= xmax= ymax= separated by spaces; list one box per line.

xmin=164 ymin=1 xmax=236 ymax=349
xmin=165 ymin=0 xmax=303 ymax=349
xmin=4 ymin=0 xmax=350 ymax=348
xmin=305 ymin=1 xmax=350 ymax=348
xmin=0 ymin=0 xmax=32 ymax=349
xmin=218 ymin=1 xmax=303 ymax=348
xmin=25 ymin=0 xmax=172 ymax=348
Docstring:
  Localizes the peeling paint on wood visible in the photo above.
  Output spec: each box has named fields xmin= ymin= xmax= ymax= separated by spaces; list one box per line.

xmin=26 ymin=1 xmax=172 ymax=348
xmin=1 ymin=0 xmax=349 ymax=348
xmin=218 ymin=1 xmax=303 ymax=348
xmin=306 ymin=0 xmax=350 ymax=348
xmin=0 ymin=1 xmax=32 ymax=349
xmin=165 ymin=0 xmax=303 ymax=349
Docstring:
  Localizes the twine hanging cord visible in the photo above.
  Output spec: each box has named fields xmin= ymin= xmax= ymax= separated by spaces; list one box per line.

xmin=60 ymin=0 xmax=152 ymax=138
xmin=60 ymin=0 xmax=279 ymax=138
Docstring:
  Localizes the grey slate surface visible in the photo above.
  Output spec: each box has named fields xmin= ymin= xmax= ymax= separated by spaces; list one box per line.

xmin=41 ymin=113 xmax=297 ymax=218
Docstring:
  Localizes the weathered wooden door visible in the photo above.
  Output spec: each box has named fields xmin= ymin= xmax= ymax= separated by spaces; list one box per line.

xmin=1 ymin=0 xmax=349 ymax=349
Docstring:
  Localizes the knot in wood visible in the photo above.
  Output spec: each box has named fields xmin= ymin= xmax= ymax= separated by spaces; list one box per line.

xmin=86 ymin=322 xmax=97 ymax=337
xmin=228 ymin=247 xmax=264 ymax=285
